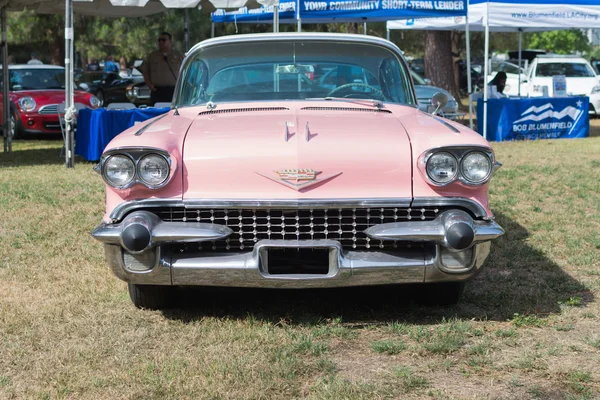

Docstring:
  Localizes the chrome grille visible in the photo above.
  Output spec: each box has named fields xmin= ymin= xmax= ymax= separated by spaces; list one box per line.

xmin=154 ymin=207 xmax=443 ymax=251
xmin=38 ymin=104 xmax=58 ymax=115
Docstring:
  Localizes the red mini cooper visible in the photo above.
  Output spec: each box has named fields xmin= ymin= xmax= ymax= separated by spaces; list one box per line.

xmin=1 ymin=64 xmax=101 ymax=138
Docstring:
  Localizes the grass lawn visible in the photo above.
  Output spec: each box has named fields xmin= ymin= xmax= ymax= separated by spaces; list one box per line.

xmin=1 ymin=137 xmax=599 ymax=399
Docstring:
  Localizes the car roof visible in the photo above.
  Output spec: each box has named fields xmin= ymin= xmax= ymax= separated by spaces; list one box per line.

xmin=535 ymin=56 xmax=588 ymax=63
xmin=5 ymin=64 xmax=65 ymax=70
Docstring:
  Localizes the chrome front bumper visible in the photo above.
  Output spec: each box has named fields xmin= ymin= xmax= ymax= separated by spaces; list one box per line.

xmin=93 ymin=208 xmax=503 ymax=288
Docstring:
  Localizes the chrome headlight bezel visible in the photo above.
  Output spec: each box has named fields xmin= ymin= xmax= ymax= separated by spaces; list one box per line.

xmin=98 ymin=147 xmax=172 ymax=190
xmin=18 ymin=96 xmax=37 ymax=112
xmin=102 ymin=154 xmax=136 ymax=188
xmin=420 ymin=146 xmax=498 ymax=187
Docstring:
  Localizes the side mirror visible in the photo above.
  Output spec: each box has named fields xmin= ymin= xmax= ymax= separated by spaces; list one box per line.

xmin=431 ymin=92 xmax=448 ymax=115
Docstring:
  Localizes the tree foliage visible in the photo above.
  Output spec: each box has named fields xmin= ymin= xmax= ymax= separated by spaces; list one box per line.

xmin=525 ymin=30 xmax=591 ymax=54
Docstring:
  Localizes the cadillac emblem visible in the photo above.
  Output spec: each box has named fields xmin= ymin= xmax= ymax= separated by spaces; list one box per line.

xmin=256 ymin=168 xmax=342 ymax=191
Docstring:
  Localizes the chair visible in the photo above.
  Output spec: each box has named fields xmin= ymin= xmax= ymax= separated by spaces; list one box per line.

xmin=58 ymin=102 xmax=88 ymax=158
xmin=153 ymin=102 xmax=171 ymax=108
xmin=106 ymin=102 xmax=136 ymax=110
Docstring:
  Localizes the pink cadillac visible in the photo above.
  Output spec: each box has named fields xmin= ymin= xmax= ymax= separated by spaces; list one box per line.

xmin=92 ymin=33 xmax=504 ymax=309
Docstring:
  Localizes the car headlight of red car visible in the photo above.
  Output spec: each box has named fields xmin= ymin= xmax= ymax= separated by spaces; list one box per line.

xmin=18 ymin=97 xmax=36 ymax=112
xmin=89 ymin=95 xmax=101 ymax=109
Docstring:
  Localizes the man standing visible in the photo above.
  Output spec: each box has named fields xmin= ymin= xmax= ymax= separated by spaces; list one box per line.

xmin=142 ymin=32 xmax=184 ymax=105
xmin=27 ymin=52 xmax=43 ymax=65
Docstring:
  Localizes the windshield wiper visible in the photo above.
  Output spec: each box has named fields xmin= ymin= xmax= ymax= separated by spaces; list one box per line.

xmin=309 ymin=97 xmax=384 ymax=108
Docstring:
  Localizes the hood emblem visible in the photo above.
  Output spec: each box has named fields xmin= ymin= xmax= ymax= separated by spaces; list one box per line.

xmin=256 ymin=169 xmax=342 ymax=191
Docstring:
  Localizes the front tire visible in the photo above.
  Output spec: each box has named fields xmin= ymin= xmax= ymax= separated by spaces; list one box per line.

xmin=127 ymin=283 xmax=172 ymax=310
xmin=9 ymin=112 xmax=23 ymax=139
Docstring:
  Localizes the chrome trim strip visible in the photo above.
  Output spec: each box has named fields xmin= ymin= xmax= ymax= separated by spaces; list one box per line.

xmin=410 ymin=197 xmax=487 ymax=219
xmin=108 ymin=197 xmax=489 ymax=222
xmin=134 ymin=113 xmax=169 ymax=136
xmin=432 ymin=116 xmax=460 ymax=133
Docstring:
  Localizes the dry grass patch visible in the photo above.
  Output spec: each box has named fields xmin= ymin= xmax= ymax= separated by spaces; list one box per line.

xmin=1 ymin=138 xmax=600 ymax=398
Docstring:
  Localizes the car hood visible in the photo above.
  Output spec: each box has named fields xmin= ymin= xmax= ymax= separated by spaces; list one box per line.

xmin=12 ymin=89 xmax=91 ymax=105
xmin=182 ymin=102 xmax=414 ymax=200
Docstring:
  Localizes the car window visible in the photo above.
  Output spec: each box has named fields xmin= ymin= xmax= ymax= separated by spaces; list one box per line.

xmin=491 ymin=60 xmax=523 ymax=75
xmin=176 ymin=40 xmax=414 ymax=106
xmin=536 ymin=62 xmax=596 ymax=78
xmin=8 ymin=68 xmax=65 ymax=90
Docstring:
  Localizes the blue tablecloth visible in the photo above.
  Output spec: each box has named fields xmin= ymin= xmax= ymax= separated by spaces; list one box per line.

xmin=477 ymin=97 xmax=589 ymax=142
xmin=75 ymin=107 xmax=170 ymax=161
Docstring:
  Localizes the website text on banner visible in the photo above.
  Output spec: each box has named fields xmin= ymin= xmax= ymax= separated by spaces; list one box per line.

xmin=300 ymin=0 xmax=466 ymax=21
xmin=477 ymin=97 xmax=589 ymax=142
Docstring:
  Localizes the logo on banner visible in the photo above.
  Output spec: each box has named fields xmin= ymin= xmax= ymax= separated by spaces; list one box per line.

xmin=511 ymin=101 xmax=584 ymax=139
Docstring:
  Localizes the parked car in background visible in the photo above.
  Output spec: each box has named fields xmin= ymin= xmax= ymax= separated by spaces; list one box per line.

xmin=92 ymin=33 xmax=504 ymax=310
xmin=525 ymin=55 xmax=600 ymax=114
xmin=411 ymin=70 xmax=460 ymax=119
xmin=2 ymin=64 xmax=100 ymax=138
xmin=74 ymin=70 xmax=144 ymax=107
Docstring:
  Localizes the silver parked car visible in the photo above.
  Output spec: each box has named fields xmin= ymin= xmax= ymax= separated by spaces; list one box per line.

xmin=411 ymin=70 xmax=460 ymax=119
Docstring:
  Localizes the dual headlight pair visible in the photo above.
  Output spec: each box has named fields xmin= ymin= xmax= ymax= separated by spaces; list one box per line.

xmin=425 ymin=149 xmax=494 ymax=185
xmin=101 ymin=150 xmax=171 ymax=189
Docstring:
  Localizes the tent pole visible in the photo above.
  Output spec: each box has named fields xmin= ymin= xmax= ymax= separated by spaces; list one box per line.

xmin=273 ymin=5 xmax=279 ymax=32
xmin=211 ymin=22 xmax=215 ymax=38
xmin=296 ymin=0 xmax=301 ymax=32
xmin=184 ymin=8 xmax=189 ymax=52
xmin=483 ymin=0 xmax=489 ymax=141
xmin=386 ymin=28 xmax=390 ymax=41
xmin=518 ymin=28 xmax=522 ymax=96
xmin=363 ymin=20 xmax=367 ymax=35
xmin=1 ymin=6 xmax=10 ymax=154
xmin=65 ymin=0 xmax=75 ymax=168
xmin=465 ymin=5 xmax=473 ymax=129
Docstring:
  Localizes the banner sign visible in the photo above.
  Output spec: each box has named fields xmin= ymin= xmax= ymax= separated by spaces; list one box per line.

xmin=300 ymin=0 xmax=467 ymax=22
xmin=212 ymin=0 xmax=296 ymax=23
xmin=477 ymin=97 xmax=589 ymax=141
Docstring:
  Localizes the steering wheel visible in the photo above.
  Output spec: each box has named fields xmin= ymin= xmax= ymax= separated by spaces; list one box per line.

xmin=326 ymin=82 xmax=384 ymax=98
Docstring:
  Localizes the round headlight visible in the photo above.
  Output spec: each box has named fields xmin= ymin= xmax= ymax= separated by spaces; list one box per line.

xmin=89 ymin=95 xmax=101 ymax=109
xmin=461 ymin=152 xmax=492 ymax=183
xmin=18 ymin=97 xmax=36 ymax=112
xmin=103 ymin=155 xmax=135 ymax=187
xmin=137 ymin=154 xmax=170 ymax=186
xmin=426 ymin=152 xmax=458 ymax=184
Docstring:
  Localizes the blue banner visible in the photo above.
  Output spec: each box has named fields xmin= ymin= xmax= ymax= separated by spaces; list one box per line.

xmin=212 ymin=0 xmax=296 ymax=23
xmin=300 ymin=0 xmax=467 ymax=22
xmin=477 ymin=97 xmax=589 ymax=141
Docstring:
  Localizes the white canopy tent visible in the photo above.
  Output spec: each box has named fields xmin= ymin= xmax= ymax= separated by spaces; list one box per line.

xmin=387 ymin=0 xmax=600 ymax=139
xmin=0 ymin=0 xmax=264 ymax=166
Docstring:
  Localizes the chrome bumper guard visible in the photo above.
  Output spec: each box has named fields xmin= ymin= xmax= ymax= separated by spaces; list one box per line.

xmin=94 ymin=209 xmax=503 ymax=288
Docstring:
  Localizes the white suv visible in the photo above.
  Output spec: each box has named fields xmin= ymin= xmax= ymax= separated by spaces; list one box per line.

xmin=526 ymin=55 xmax=600 ymax=114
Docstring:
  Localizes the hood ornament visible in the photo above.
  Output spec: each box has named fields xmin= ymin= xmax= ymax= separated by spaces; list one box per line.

xmin=256 ymin=169 xmax=342 ymax=191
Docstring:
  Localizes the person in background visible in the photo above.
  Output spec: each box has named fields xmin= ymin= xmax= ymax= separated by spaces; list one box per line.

xmin=488 ymin=71 xmax=507 ymax=98
xmin=86 ymin=58 xmax=100 ymax=71
xmin=104 ymin=56 xmax=119 ymax=74
xmin=142 ymin=31 xmax=184 ymax=105
xmin=119 ymin=56 xmax=129 ymax=78
xmin=27 ymin=52 xmax=43 ymax=65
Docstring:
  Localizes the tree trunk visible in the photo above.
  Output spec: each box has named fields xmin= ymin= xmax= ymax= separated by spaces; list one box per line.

xmin=424 ymin=31 xmax=461 ymax=102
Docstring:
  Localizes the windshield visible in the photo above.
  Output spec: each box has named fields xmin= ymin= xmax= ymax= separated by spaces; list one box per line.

xmin=536 ymin=62 xmax=596 ymax=78
xmin=9 ymin=68 xmax=65 ymax=90
xmin=176 ymin=40 xmax=415 ymax=107
xmin=410 ymin=70 xmax=427 ymax=85
xmin=491 ymin=60 xmax=524 ymax=75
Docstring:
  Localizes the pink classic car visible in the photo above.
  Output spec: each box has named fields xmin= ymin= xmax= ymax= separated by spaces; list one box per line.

xmin=92 ymin=33 xmax=504 ymax=309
